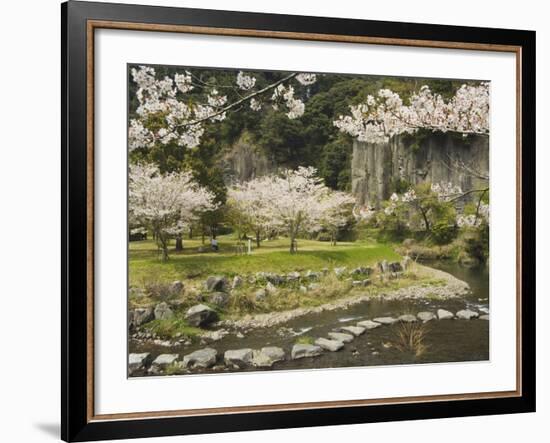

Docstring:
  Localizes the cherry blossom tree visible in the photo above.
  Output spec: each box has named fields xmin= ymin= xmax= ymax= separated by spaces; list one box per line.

xmin=333 ymin=83 xmax=490 ymax=144
xmin=129 ymin=163 xmax=216 ymax=261
xmin=129 ymin=66 xmax=317 ymax=152
xmin=318 ymin=191 xmax=356 ymax=245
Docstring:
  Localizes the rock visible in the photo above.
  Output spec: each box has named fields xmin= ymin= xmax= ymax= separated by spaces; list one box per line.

xmin=388 ymin=262 xmax=403 ymax=273
xmin=151 ymin=353 xmax=179 ymax=369
xmin=291 ymin=344 xmax=323 ymax=359
xmin=340 ymin=325 xmax=366 ymax=336
xmin=255 ymin=288 xmax=268 ymax=301
xmin=252 ymin=347 xmax=285 ymax=367
xmin=154 ymin=302 xmax=174 ymax=320
xmin=131 ymin=307 xmax=154 ymax=327
xmin=398 ymin=314 xmax=417 ymax=323
xmin=129 ymin=353 xmax=151 ymax=374
xmin=378 ymin=260 xmax=389 ymax=274
xmin=401 ymin=256 xmax=412 ymax=271
xmin=328 ymin=332 xmax=354 ymax=343
xmin=236 ymin=332 xmax=245 ymax=338
xmin=304 ymin=270 xmax=321 ymax=280
xmin=350 ymin=266 xmax=372 ymax=276
xmin=321 ymin=267 xmax=329 ymax=275
xmin=203 ymin=329 xmax=228 ymax=342
xmin=209 ymin=292 xmax=229 ymax=307
xmin=357 ymin=320 xmax=381 ymax=329
xmin=334 ymin=267 xmax=347 ymax=277
xmin=373 ymin=316 xmax=398 ymax=325
xmin=437 ymin=309 xmax=455 ymax=320
xmin=231 ymin=276 xmax=243 ymax=289
xmin=170 ymin=280 xmax=184 ymax=295
xmin=456 ymin=309 xmax=479 ymax=320
xmin=352 ymin=279 xmax=371 ymax=287
xmin=266 ymin=273 xmax=284 ymax=285
xmin=224 ymin=348 xmax=254 ymax=368
xmin=315 ymin=338 xmax=344 ymax=352
xmin=286 ymin=271 xmax=301 ymax=281
xmin=185 ymin=304 xmax=218 ymax=327
xmin=182 ymin=348 xmax=217 ymax=369
xmin=265 ymin=282 xmax=278 ymax=294
xmin=479 ymin=314 xmax=490 ymax=320
xmin=204 ymin=275 xmax=228 ymax=292
xmin=417 ymin=311 xmax=436 ymax=322
xmin=299 ymin=285 xmax=308 ymax=293
xmin=307 ymin=283 xmax=320 ymax=291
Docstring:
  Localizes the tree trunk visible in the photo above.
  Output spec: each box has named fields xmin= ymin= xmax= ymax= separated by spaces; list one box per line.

xmin=289 ymin=231 xmax=297 ymax=254
xmin=175 ymin=234 xmax=183 ymax=251
xmin=256 ymin=230 xmax=261 ymax=248
xmin=189 ymin=227 xmax=193 ymax=239
xmin=419 ymin=208 xmax=431 ymax=232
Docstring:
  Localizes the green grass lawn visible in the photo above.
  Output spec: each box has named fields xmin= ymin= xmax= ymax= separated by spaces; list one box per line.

xmin=129 ymin=235 xmax=401 ymax=286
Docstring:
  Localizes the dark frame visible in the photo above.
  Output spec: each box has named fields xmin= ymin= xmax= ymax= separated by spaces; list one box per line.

xmin=62 ymin=1 xmax=536 ymax=441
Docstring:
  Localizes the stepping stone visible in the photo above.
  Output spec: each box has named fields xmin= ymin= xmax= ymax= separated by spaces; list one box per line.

xmin=357 ymin=320 xmax=381 ymax=330
xmin=291 ymin=344 xmax=323 ymax=359
xmin=417 ymin=311 xmax=436 ymax=322
xmin=129 ymin=353 xmax=151 ymax=374
xmin=315 ymin=337 xmax=344 ymax=352
xmin=328 ymin=332 xmax=354 ymax=343
xmin=456 ymin=309 xmax=479 ymax=320
xmin=437 ymin=309 xmax=455 ymax=320
xmin=252 ymin=347 xmax=285 ymax=368
xmin=373 ymin=317 xmax=398 ymax=325
xmin=182 ymin=348 xmax=217 ymax=369
xmin=479 ymin=314 xmax=490 ymax=320
xmin=398 ymin=314 xmax=417 ymax=323
xmin=340 ymin=325 xmax=366 ymax=336
xmin=224 ymin=348 xmax=254 ymax=368
xmin=151 ymin=354 xmax=179 ymax=369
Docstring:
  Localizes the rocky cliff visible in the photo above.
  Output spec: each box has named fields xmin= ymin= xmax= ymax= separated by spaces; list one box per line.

xmin=351 ymin=133 xmax=489 ymax=207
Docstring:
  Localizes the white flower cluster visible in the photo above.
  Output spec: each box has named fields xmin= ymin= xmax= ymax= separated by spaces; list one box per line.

xmin=431 ymin=182 xmax=463 ymax=202
xmin=334 ymin=83 xmax=490 ymax=143
xmin=296 ymin=73 xmax=317 ymax=86
xmin=249 ymin=98 xmax=262 ymax=111
xmin=236 ymin=71 xmax=256 ymax=90
xmin=174 ymin=71 xmax=194 ymax=93
xmin=272 ymin=85 xmax=305 ymax=119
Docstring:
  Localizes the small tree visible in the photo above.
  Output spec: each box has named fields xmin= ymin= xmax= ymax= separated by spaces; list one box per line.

xmin=129 ymin=163 xmax=216 ymax=261
xmin=318 ymin=191 xmax=355 ymax=245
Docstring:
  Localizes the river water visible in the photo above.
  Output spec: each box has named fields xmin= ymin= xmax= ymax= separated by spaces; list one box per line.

xmin=130 ymin=261 xmax=489 ymax=375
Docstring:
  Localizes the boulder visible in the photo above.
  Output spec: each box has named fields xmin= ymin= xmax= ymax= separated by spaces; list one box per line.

xmin=129 ymin=353 xmax=151 ymax=374
xmin=286 ymin=271 xmax=301 ymax=281
xmin=182 ymin=348 xmax=217 ymax=369
xmin=170 ymin=280 xmax=184 ymax=295
xmin=378 ymin=260 xmax=389 ymax=274
xmin=185 ymin=304 xmax=218 ymax=327
xmin=388 ymin=262 xmax=403 ymax=273
xmin=154 ymin=302 xmax=174 ymax=320
xmin=456 ymin=309 xmax=479 ymax=320
xmin=352 ymin=279 xmax=371 ymax=287
xmin=437 ymin=309 xmax=455 ymax=320
xmin=204 ymin=275 xmax=228 ymax=292
xmin=334 ymin=267 xmax=347 ymax=277
xmin=315 ymin=338 xmax=344 ymax=352
xmin=252 ymin=347 xmax=286 ymax=367
xmin=304 ymin=270 xmax=321 ymax=280
xmin=373 ymin=316 xmax=398 ymax=325
xmin=231 ymin=275 xmax=243 ymax=289
xmin=398 ymin=314 xmax=417 ymax=323
xmin=224 ymin=348 xmax=254 ymax=368
xmin=417 ymin=311 xmax=436 ymax=322
xmin=357 ymin=320 xmax=381 ymax=330
xmin=328 ymin=332 xmax=354 ymax=343
xmin=255 ymin=288 xmax=268 ymax=301
xmin=265 ymin=282 xmax=278 ymax=294
xmin=131 ymin=307 xmax=154 ymax=327
xmin=340 ymin=325 xmax=366 ymax=336
xmin=151 ymin=353 xmax=179 ymax=369
xmin=291 ymin=344 xmax=323 ymax=360
xmin=265 ymin=273 xmax=284 ymax=285
xmin=299 ymin=285 xmax=308 ymax=293
xmin=209 ymin=292 xmax=229 ymax=308
xmin=350 ymin=266 xmax=372 ymax=276
xmin=479 ymin=314 xmax=490 ymax=320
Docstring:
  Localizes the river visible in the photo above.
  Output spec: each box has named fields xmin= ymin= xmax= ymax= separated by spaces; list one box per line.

xmin=130 ymin=260 xmax=489 ymax=375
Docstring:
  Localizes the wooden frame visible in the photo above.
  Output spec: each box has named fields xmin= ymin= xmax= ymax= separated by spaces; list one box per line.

xmin=62 ymin=1 xmax=536 ymax=441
